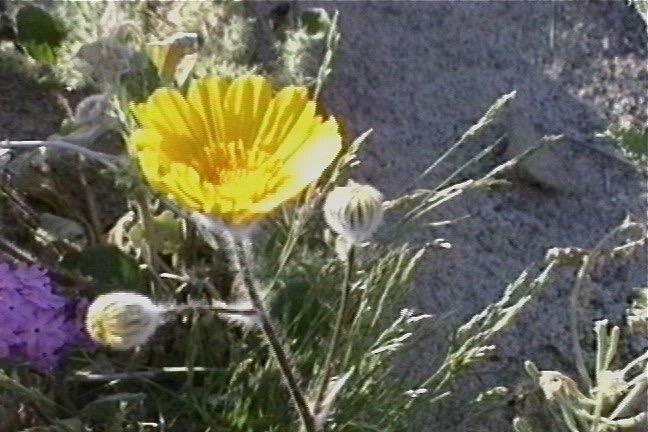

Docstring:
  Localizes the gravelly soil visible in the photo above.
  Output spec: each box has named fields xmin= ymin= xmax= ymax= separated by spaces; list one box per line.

xmin=1 ymin=1 xmax=646 ymax=431
xmin=315 ymin=1 xmax=646 ymax=431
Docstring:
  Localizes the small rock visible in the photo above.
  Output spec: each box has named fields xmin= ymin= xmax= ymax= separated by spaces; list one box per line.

xmin=504 ymin=110 xmax=585 ymax=194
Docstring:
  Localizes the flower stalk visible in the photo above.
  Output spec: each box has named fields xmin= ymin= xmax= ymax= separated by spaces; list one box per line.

xmin=228 ymin=232 xmax=316 ymax=432
xmin=314 ymin=244 xmax=355 ymax=415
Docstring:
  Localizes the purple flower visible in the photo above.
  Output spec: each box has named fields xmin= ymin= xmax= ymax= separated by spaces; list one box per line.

xmin=61 ymin=298 xmax=96 ymax=352
xmin=0 ymin=261 xmax=95 ymax=371
xmin=0 ymin=317 xmax=15 ymax=357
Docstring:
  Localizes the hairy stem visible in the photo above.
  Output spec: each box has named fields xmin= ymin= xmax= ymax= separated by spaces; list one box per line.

xmin=78 ymin=156 xmax=101 ymax=244
xmin=230 ymin=233 xmax=316 ymax=432
xmin=314 ymin=245 xmax=355 ymax=414
xmin=0 ymin=139 xmax=120 ymax=165
xmin=133 ymin=188 xmax=172 ymax=295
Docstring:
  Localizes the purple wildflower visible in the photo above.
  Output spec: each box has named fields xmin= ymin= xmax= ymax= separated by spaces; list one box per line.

xmin=0 ymin=261 xmax=94 ymax=371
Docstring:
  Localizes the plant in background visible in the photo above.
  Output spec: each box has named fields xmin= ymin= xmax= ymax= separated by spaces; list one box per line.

xmin=513 ymin=221 xmax=647 ymax=432
xmin=521 ymin=321 xmax=646 ymax=432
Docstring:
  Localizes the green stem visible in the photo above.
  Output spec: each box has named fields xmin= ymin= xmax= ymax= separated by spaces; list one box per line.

xmin=230 ymin=233 xmax=316 ymax=432
xmin=570 ymin=254 xmax=594 ymax=390
xmin=314 ymin=245 xmax=355 ymax=414
xmin=133 ymin=188 xmax=171 ymax=295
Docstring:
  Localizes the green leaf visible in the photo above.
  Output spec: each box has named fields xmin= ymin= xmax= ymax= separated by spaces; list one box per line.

xmin=270 ymin=276 xmax=328 ymax=345
xmin=617 ymin=128 xmax=648 ymax=158
xmin=61 ymin=245 xmax=144 ymax=292
xmin=15 ymin=5 xmax=66 ymax=64
xmin=300 ymin=8 xmax=331 ymax=36
xmin=20 ymin=418 xmax=86 ymax=432
xmin=36 ymin=212 xmax=86 ymax=246
xmin=80 ymin=393 xmax=146 ymax=422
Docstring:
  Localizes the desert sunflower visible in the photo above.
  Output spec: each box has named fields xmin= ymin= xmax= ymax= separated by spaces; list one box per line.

xmin=129 ymin=75 xmax=342 ymax=226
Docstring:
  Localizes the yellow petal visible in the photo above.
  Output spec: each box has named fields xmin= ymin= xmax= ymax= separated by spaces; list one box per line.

xmin=187 ymin=76 xmax=230 ymax=145
xmin=129 ymin=128 xmax=162 ymax=152
xmin=250 ymin=118 xmax=341 ymax=213
xmin=253 ymin=86 xmax=311 ymax=153
xmin=162 ymin=163 xmax=205 ymax=212
xmin=134 ymin=88 xmax=207 ymax=159
xmin=224 ymin=75 xmax=273 ymax=148
xmin=138 ymin=148 xmax=169 ymax=190
xmin=271 ymin=100 xmax=320 ymax=162
xmin=129 ymin=75 xmax=343 ymax=226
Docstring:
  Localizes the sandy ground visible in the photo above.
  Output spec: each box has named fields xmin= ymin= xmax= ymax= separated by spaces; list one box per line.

xmin=316 ymin=1 xmax=647 ymax=431
xmin=1 ymin=1 xmax=646 ymax=431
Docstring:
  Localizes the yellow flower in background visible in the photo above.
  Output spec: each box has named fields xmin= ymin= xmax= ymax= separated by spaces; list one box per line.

xmin=130 ymin=75 xmax=342 ymax=226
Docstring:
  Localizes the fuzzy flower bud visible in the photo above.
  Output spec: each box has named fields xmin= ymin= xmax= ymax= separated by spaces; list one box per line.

xmin=323 ymin=180 xmax=384 ymax=245
xmin=86 ymin=292 xmax=165 ymax=350
xmin=74 ymin=94 xmax=108 ymax=125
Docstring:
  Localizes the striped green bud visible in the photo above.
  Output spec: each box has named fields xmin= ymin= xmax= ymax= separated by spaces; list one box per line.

xmin=323 ymin=180 xmax=384 ymax=244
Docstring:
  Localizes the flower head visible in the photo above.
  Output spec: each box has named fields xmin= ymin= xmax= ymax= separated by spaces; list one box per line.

xmin=0 ymin=262 xmax=93 ymax=371
xmin=323 ymin=180 xmax=384 ymax=244
xmin=538 ymin=371 xmax=582 ymax=401
xmin=130 ymin=75 xmax=342 ymax=227
xmin=86 ymin=292 xmax=165 ymax=350
xmin=594 ymin=370 xmax=629 ymax=400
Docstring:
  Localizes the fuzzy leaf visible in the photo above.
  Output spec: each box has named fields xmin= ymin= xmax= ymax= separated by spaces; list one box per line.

xmin=61 ymin=245 xmax=144 ymax=292
xmin=20 ymin=418 xmax=85 ymax=432
xmin=80 ymin=392 xmax=146 ymax=422
xmin=36 ymin=212 xmax=85 ymax=245
xmin=301 ymin=8 xmax=331 ymax=36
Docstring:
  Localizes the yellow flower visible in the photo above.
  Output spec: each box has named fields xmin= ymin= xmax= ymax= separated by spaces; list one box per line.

xmin=130 ymin=75 xmax=342 ymax=226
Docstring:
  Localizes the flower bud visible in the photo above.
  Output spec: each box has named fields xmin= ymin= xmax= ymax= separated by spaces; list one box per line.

xmin=323 ymin=180 xmax=384 ymax=245
xmin=74 ymin=94 xmax=108 ymax=125
xmin=538 ymin=371 xmax=582 ymax=401
xmin=147 ymin=32 xmax=198 ymax=84
xmin=86 ymin=292 xmax=165 ymax=350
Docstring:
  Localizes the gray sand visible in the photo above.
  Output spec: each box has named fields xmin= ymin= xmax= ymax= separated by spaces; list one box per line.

xmin=317 ymin=1 xmax=647 ymax=430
